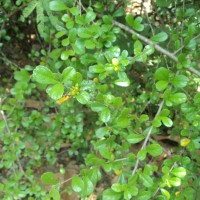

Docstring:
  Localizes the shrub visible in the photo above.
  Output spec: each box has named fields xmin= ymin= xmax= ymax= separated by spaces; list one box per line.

xmin=0 ymin=0 xmax=200 ymax=199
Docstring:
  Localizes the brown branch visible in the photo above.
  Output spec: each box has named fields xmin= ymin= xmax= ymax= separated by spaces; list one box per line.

xmin=112 ymin=20 xmax=200 ymax=77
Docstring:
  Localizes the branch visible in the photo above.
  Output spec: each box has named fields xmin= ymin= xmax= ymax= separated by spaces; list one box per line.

xmin=132 ymin=100 xmax=164 ymax=176
xmin=112 ymin=20 xmax=200 ymax=77
xmin=0 ymin=110 xmax=32 ymax=182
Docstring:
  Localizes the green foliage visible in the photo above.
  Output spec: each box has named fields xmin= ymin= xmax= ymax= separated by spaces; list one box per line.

xmin=1 ymin=0 xmax=200 ymax=199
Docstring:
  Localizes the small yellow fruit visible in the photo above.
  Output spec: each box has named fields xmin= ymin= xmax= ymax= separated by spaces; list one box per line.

xmin=112 ymin=58 xmax=119 ymax=66
xmin=180 ymin=138 xmax=191 ymax=147
xmin=113 ymin=66 xmax=119 ymax=71
xmin=93 ymin=77 xmax=99 ymax=83
xmin=175 ymin=191 xmax=181 ymax=196
xmin=114 ymin=169 xmax=122 ymax=175
xmin=40 ymin=61 xmax=46 ymax=65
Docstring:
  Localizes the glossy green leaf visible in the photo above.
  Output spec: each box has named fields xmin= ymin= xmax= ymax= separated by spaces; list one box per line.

xmin=154 ymin=67 xmax=169 ymax=81
xmin=128 ymin=185 xmax=138 ymax=196
xmin=147 ymin=143 xmax=163 ymax=157
xmin=161 ymin=117 xmax=173 ymax=127
xmin=14 ymin=70 xmax=30 ymax=82
xmin=143 ymin=45 xmax=154 ymax=55
xmin=99 ymin=148 xmax=113 ymax=160
xmin=102 ymin=189 xmax=123 ymax=200
xmin=69 ymin=7 xmax=80 ymax=15
xmin=103 ymin=15 xmax=113 ymax=24
xmin=61 ymin=50 xmax=74 ymax=60
xmin=49 ymin=1 xmax=68 ymax=11
xmin=160 ymin=109 xmax=170 ymax=116
xmin=115 ymin=117 xmax=130 ymax=128
xmin=114 ymin=79 xmax=130 ymax=87
xmin=137 ymin=191 xmax=151 ymax=200
xmin=46 ymin=83 xmax=64 ymax=100
xmin=137 ymin=149 xmax=147 ymax=160
xmin=124 ymin=190 xmax=132 ymax=200
xmin=168 ymin=177 xmax=181 ymax=187
xmin=87 ymin=168 xmax=102 ymax=185
xmin=48 ymin=189 xmax=60 ymax=200
xmin=55 ymin=30 xmax=67 ymax=38
xmin=171 ymin=75 xmax=188 ymax=88
xmin=90 ymin=102 xmax=107 ymax=112
xmin=95 ymin=127 xmax=109 ymax=138
xmin=140 ymin=114 xmax=149 ymax=122
xmin=76 ymin=91 xmax=90 ymax=104
xmin=181 ymin=103 xmax=195 ymax=113
xmin=160 ymin=189 xmax=170 ymax=200
xmin=82 ymin=176 xmax=95 ymax=196
xmin=72 ymin=176 xmax=84 ymax=193
xmin=111 ymin=183 xmax=124 ymax=192
xmin=71 ymin=72 xmax=82 ymax=85
xmin=170 ymin=93 xmax=187 ymax=104
xmin=152 ymin=118 xmax=162 ymax=127
xmin=133 ymin=17 xmax=144 ymax=32
xmin=77 ymin=27 xmax=92 ymax=38
xmin=62 ymin=67 xmax=76 ymax=82
xmin=61 ymin=38 xmax=69 ymax=46
xmin=68 ymin=28 xmax=77 ymax=42
xmin=134 ymin=40 xmax=143 ymax=52
xmin=33 ymin=66 xmax=58 ymax=84
xmin=73 ymin=38 xmax=85 ymax=54
xmin=89 ymin=65 xmax=105 ymax=73
xmin=86 ymin=154 xmax=104 ymax=166
xmin=85 ymin=40 xmax=95 ymax=49
xmin=194 ymin=93 xmax=200 ymax=103
xmin=127 ymin=134 xmax=144 ymax=144
xmin=85 ymin=10 xmax=96 ymax=23
xmin=66 ymin=19 xmax=74 ymax=29
xmin=151 ymin=32 xmax=168 ymax=42
xmin=100 ymin=108 xmax=111 ymax=123
xmin=139 ymin=173 xmax=154 ymax=188
xmin=171 ymin=167 xmax=186 ymax=178
xmin=156 ymin=80 xmax=168 ymax=91
xmin=125 ymin=14 xmax=134 ymax=27
xmin=41 ymin=172 xmax=59 ymax=185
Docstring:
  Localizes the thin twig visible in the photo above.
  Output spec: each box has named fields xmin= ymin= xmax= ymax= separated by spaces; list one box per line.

xmin=0 ymin=51 xmax=19 ymax=68
xmin=132 ymin=100 xmax=164 ymax=176
xmin=0 ymin=110 xmax=32 ymax=182
xmin=112 ymin=20 xmax=200 ymax=77
xmin=174 ymin=33 xmax=200 ymax=55
xmin=146 ymin=12 xmax=154 ymax=35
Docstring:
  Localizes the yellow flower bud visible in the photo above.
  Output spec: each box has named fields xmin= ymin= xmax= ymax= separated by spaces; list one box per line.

xmin=112 ymin=58 xmax=119 ymax=66
xmin=56 ymin=95 xmax=70 ymax=105
xmin=114 ymin=169 xmax=122 ymax=175
xmin=113 ymin=66 xmax=119 ymax=71
xmin=175 ymin=191 xmax=181 ymax=196
xmin=93 ymin=77 xmax=99 ymax=83
xmin=180 ymin=138 xmax=191 ymax=147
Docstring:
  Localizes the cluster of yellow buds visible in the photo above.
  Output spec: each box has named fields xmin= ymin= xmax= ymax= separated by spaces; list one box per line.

xmin=69 ymin=85 xmax=79 ymax=96
xmin=56 ymin=85 xmax=79 ymax=105
xmin=112 ymin=58 xmax=119 ymax=72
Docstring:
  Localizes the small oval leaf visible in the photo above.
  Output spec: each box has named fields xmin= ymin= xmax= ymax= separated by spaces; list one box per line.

xmin=41 ymin=172 xmax=59 ymax=185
